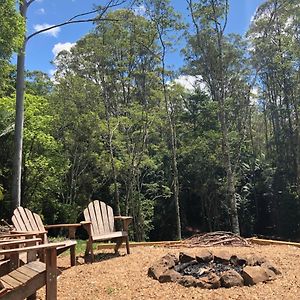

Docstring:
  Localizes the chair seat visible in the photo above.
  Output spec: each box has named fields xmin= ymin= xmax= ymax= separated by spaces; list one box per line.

xmin=0 ymin=261 xmax=46 ymax=300
xmin=92 ymin=231 xmax=127 ymax=242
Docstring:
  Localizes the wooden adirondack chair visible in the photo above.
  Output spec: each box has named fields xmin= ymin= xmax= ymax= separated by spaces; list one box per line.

xmin=81 ymin=200 xmax=132 ymax=262
xmin=11 ymin=207 xmax=79 ymax=266
xmin=0 ymin=234 xmax=42 ymax=276
xmin=0 ymin=240 xmax=64 ymax=300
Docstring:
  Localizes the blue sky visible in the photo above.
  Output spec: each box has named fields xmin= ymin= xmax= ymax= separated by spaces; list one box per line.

xmin=24 ymin=0 xmax=265 ymax=76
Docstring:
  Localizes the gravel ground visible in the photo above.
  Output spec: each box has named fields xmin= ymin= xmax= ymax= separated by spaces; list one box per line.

xmin=38 ymin=244 xmax=300 ymax=299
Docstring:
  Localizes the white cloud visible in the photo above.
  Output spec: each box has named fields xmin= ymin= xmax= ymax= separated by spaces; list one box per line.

xmin=36 ymin=8 xmax=45 ymax=15
xmin=52 ymin=42 xmax=76 ymax=57
xmin=33 ymin=23 xmax=60 ymax=37
xmin=173 ymin=75 xmax=205 ymax=91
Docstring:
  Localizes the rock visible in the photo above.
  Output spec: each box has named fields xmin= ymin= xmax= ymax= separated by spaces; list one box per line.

xmin=179 ymin=252 xmax=195 ymax=263
xmin=242 ymin=266 xmax=270 ymax=285
xmin=220 ymin=270 xmax=244 ymax=288
xmin=195 ymin=249 xmax=213 ymax=263
xmin=230 ymin=255 xmax=247 ymax=266
xmin=198 ymin=273 xmax=221 ymax=289
xmin=77 ymin=256 xmax=85 ymax=265
xmin=148 ymin=253 xmax=178 ymax=280
xmin=178 ymin=275 xmax=198 ymax=287
xmin=262 ymin=267 xmax=276 ymax=280
xmin=261 ymin=262 xmax=281 ymax=275
xmin=213 ymin=250 xmax=231 ymax=264
xmin=246 ymin=255 xmax=266 ymax=266
xmin=158 ymin=269 xmax=182 ymax=283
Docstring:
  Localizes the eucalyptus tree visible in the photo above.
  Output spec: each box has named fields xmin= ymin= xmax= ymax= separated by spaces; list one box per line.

xmin=142 ymin=0 xmax=184 ymax=240
xmin=248 ymin=0 xmax=300 ymax=191
xmin=185 ymin=0 xmax=253 ymax=234
xmin=12 ymin=0 xmax=126 ymax=210
xmin=248 ymin=0 xmax=300 ymax=235
xmin=53 ymin=9 xmax=163 ymax=240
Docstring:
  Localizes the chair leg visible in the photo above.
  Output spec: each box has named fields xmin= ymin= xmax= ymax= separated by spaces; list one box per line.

xmin=27 ymin=293 xmax=37 ymax=300
xmin=114 ymin=238 xmax=123 ymax=253
xmin=125 ymin=236 xmax=130 ymax=254
xmin=85 ymin=240 xmax=94 ymax=262
xmin=70 ymin=245 xmax=76 ymax=266
xmin=84 ymin=240 xmax=90 ymax=257
xmin=90 ymin=242 xmax=94 ymax=263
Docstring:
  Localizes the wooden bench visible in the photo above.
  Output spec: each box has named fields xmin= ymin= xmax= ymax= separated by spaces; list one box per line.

xmin=0 ymin=242 xmax=65 ymax=300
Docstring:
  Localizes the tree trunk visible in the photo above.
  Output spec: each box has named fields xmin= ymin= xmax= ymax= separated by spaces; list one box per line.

xmin=12 ymin=1 xmax=27 ymax=210
xmin=219 ymin=103 xmax=240 ymax=235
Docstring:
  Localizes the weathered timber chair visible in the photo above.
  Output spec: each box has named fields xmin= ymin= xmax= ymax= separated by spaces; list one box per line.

xmin=0 ymin=234 xmax=42 ymax=276
xmin=0 ymin=240 xmax=64 ymax=300
xmin=12 ymin=207 xmax=79 ymax=266
xmin=81 ymin=200 xmax=132 ymax=262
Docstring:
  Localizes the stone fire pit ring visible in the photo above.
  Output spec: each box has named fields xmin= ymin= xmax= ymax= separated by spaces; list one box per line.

xmin=148 ymin=250 xmax=281 ymax=289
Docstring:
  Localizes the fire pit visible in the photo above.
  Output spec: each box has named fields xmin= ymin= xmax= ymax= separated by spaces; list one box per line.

xmin=148 ymin=250 xmax=281 ymax=289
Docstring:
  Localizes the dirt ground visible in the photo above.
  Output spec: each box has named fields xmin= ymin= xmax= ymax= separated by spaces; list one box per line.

xmin=38 ymin=244 xmax=300 ymax=300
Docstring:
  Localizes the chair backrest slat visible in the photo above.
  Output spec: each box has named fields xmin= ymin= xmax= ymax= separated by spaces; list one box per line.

xmin=24 ymin=208 xmax=40 ymax=231
xmin=100 ymin=201 xmax=110 ymax=233
xmin=32 ymin=212 xmax=45 ymax=232
xmin=106 ymin=204 xmax=115 ymax=232
xmin=18 ymin=207 xmax=33 ymax=231
xmin=12 ymin=208 xmax=27 ymax=231
xmin=94 ymin=200 xmax=105 ymax=235
xmin=87 ymin=202 xmax=100 ymax=237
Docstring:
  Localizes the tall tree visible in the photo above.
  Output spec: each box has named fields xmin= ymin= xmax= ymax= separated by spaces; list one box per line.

xmin=12 ymin=0 xmax=126 ymax=209
xmin=142 ymin=0 xmax=183 ymax=240
xmin=186 ymin=0 xmax=253 ymax=234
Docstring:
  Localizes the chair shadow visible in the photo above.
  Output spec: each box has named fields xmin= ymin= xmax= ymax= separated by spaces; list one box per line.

xmin=76 ymin=252 xmax=123 ymax=265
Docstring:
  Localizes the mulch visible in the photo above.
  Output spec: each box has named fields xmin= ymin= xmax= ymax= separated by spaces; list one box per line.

xmin=37 ymin=243 xmax=300 ymax=299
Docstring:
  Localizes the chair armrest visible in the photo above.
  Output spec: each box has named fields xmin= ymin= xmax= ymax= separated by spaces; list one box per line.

xmin=114 ymin=216 xmax=132 ymax=232
xmin=45 ymin=223 xmax=81 ymax=239
xmin=0 ymin=238 xmax=41 ymax=248
xmin=80 ymin=221 xmax=92 ymax=225
xmin=80 ymin=221 xmax=92 ymax=237
xmin=0 ymin=242 xmax=66 ymax=256
xmin=1 ymin=231 xmax=47 ymax=238
xmin=44 ymin=223 xmax=81 ymax=229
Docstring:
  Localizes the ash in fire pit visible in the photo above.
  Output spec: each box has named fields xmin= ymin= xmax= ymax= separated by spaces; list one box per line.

xmin=148 ymin=250 xmax=281 ymax=289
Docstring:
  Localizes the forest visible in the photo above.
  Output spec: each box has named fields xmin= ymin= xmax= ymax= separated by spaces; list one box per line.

xmin=1 ymin=0 xmax=300 ymax=242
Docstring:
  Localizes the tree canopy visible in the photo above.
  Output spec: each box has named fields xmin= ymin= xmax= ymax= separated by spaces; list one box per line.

xmin=1 ymin=0 xmax=300 ymax=241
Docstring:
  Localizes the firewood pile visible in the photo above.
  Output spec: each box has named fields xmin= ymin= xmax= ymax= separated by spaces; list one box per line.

xmin=181 ymin=231 xmax=251 ymax=247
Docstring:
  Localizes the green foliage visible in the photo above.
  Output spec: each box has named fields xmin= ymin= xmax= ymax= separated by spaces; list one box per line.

xmin=0 ymin=0 xmax=24 ymax=92
xmin=1 ymin=3 xmax=300 ymax=241
xmin=0 ymin=0 xmax=24 ymax=60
